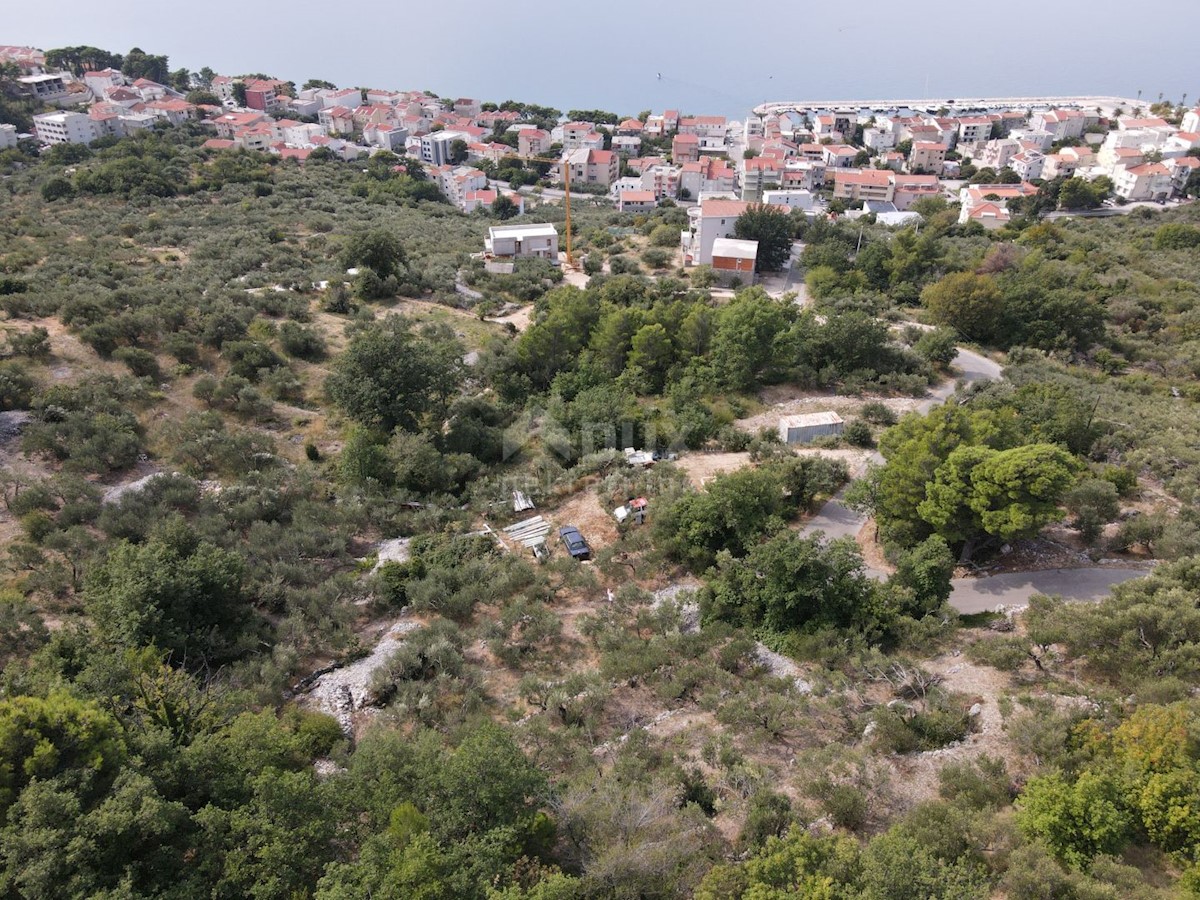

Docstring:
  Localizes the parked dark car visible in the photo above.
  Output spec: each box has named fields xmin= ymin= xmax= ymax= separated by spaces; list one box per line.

xmin=558 ymin=525 xmax=591 ymax=560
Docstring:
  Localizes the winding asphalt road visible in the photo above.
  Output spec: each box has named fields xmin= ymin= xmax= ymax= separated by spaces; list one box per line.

xmin=800 ymin=348 xmax=1151 ymax=612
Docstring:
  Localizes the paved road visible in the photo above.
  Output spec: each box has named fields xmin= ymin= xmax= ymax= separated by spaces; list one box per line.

xmin=949 ymin=567 xmax=1148 ymax=614
xmin=922 ymin=346 xmax=1003 ymax=409
xmin=802 ymin=484 xmax=879 ymax=542
xmin=800 ymin=348 xmax=1150 ymax=611
xmin=802 ymin=347 xmax=1001 ymax=541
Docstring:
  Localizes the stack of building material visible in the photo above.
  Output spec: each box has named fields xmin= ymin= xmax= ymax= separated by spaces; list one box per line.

xmin=502 ymin=516 xmax=552 ymax=554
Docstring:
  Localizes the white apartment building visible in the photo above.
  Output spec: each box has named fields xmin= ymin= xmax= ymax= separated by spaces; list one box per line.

xmin=562 ymin=122 xmax=603 ymax=151
xmin=972 ymin=138 xmax=1020 ymax=170
xmin=762 ymin=189 xmax=813 ymax=211
xmin=83 ymin=68 xmax=124 ymax=98
xmin=611 ymin=135 xmax=641 ymax=156
xmin=421 ymin=130 xmax=469 ymax=165
xmin=33 ymin=111 xmax=102 ymax=145
xmin=563 ymin=148 xmax=619 ymax=188
xmin=317 ymin=88 xmax=363 ymax=109
xmin=956 ymin=117 xmax=993 ymax=145
xmin=863 ymin=128 xmax=895 ymax=151
xmin=1112 ymin=163 xmax=1173 ymax=202
xmin=640 ymin=164 xmax=681 ymax=200
xmin=287 ymin=96 xmax=322 ymax=117
xmin=1168 ymin=156 xmax=1200 ymax=193
xmin=280 ymin=121 xmax=330 ymax=146
xmin=1008 ymin=129 xmax=1054 ymax=152
xmin=738 ymin=156 xmax=784 ymax=201
xmin=19 ymin=73 xmax=72 ymax=103
xmin=908 ymin=141 xmax=946 ymax=173
xmin=1030 ymin=109 xmax=1085 ymax=143
xmin=1008 ymin=150 xmax=1045 ymax=181
xmin=681 ymin=198 xmax=750 ymax=266
xmin=680 ymin=158 xmax=735 ymax=200
xmin=517 ymin=129 xmax=551 ymax=158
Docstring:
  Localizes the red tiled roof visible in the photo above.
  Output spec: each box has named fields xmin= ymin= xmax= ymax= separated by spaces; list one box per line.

xmin=743 ymin=157 xmax=782 ymax=171
xmin=835 ymin=169 xmax=892 ymax=186
xmin=967 ymin=182 xmax=1037 ymax=198
xmin=701 ymin=199 xmax=751 ymax=218
xmin=147 ymin=99 xmax=193 ymax=112
xmin=1125 ymin=162 xmax=1171 ymax=176
xmin=968 ymin=202 xmax=1008 ymax=219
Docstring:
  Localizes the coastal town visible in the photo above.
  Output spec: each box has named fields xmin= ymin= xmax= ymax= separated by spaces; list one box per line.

xmin=3 ymin=43 xmax=1198 ymax=281
xmin=10 ymin=24 xmax=1200 ymax=899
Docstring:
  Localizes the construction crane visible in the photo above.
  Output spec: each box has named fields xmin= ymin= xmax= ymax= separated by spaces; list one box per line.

xmin=498 ymin=151 xmax=577 ymax=267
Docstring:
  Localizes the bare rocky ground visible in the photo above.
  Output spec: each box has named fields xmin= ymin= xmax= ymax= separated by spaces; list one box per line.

xmin=651 ymin=581 xmax=701 ymax=633
xmin=753 ymin=645 xmax=814 ymax=693
xmin=883 ymin=654 xmax=1008 ymax=808
xmin=371 ymin=536 xmax=411 ymax=572
xmin=101 ymin=464 xmax=166 ymax=505
xmin=304 ymin=618 xmax=423 ymax=734
xmin=675 ymin=448 xmax=873 ymax=490
xmin=675 ymin=452 xmax=751 ymax=488
xmin=294 ymin=537 xmax=421 ymax=733
xmin=486 ymin=304 xmax=533 ymax=332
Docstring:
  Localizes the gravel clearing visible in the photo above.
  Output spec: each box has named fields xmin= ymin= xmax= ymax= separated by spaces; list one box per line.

xmin=651 ymin=582 xmax=701 ymax=633
xmin=102 ymin=470 xmax=167 ymax=505
xmin=371 ymin=537 xmax=411 ymax=572
xmin=305 ymin=619 xmax=422 ymax=733
xmin=754 ymin=644 xmax=813 ymax=693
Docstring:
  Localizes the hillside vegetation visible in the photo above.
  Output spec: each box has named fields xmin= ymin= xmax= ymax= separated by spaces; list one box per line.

xmin=2 ymin=129 xmax=1200 ymax=898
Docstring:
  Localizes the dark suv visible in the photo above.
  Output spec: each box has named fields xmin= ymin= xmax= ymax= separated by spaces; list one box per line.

xmin=558 ymin=525 xmax=591 ymax=560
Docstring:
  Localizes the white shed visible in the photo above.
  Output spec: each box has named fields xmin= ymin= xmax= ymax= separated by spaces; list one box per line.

xmin=778 ymin=411 xmax=844 ymax=444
